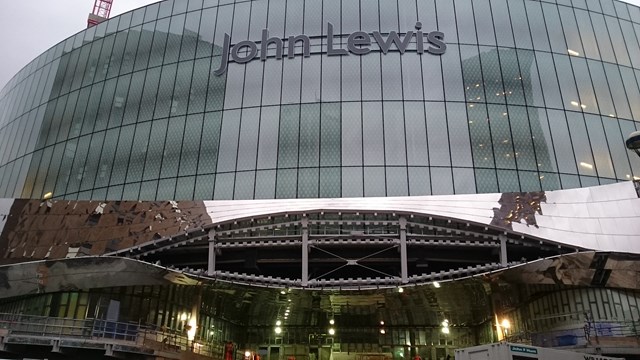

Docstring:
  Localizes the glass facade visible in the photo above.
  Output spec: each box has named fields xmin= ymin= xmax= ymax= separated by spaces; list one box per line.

xmin=1 ymin=0 xmax=640 ymax=200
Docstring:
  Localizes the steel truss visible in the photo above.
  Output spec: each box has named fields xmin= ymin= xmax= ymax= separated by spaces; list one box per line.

xmin=108 ymin=210 xmax=581 ymax=290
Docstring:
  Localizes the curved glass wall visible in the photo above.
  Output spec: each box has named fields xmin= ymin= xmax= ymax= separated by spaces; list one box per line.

xmin=1 ymin=0 xmax=640 ymax=200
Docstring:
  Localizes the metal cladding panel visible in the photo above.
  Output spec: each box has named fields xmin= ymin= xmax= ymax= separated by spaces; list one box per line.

xmin=0 ymin=257 xmax=199 ymax=299
xmin=203 ymin=193 xmax=503 ymax=226
xmin=0 ymin=182 xmax=638 ymax=265
xmin=512 ymin=181 xmax=640 ymax=253
xmin=0 ymin=198 xmax=13 ymax=238
xmin=203 ymin=182 xmax=640 ymax=254
xmin=494 ymin=252 xmax=640 ymax=289
xmin=0 ymin=200 xmax=212 ymax=264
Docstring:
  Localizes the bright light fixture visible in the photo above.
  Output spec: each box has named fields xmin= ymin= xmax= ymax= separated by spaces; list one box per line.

xmin=433 ymin=281 xmax=441 ymax=288
xmin=380 ymin=321 xmax=385 ymax=325
xmin=328 ymin=328 xmax=336 ymax=335
xmin=43 ymin=192 xmax=53 ymax=200
xmin=398 ymin=287 xmax=404 ymax=293
xmin=501 ymin=319 xmax=511 ymax=329
xmin=245 ymin=351 xmax=252 ymax=357
xmin=329 ymin=319 xmax=335 ymax=325
xmin=275 ymin=326 xmax=282 ymax=334
xmin=380 ymin=329 xmax=386 ymax=334
xmin=276 ymin=320 xmax=282 ymax=326
xmin=187 ymin=317 xmax=197 ymax=340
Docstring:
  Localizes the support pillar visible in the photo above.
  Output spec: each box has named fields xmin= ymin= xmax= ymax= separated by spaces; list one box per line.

xmin=399 ymin=217 xmax=408 ymax=283
xmin=499 ymin=234 xmax=507 ymax=266
xmin=302 ymin=217 xmax=309 ymax=287
xmin=208 ymin=229 xmax=216 ymax=276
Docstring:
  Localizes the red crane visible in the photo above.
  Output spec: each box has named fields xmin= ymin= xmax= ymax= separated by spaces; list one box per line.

xmin=87 ymin=0 xmax=114 ymax=28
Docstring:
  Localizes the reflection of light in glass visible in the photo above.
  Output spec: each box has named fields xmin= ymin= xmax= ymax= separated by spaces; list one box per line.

xmin=568 ymin=49 xmax=580 ymax=56
xmin=441 ymin=327 xmax=450 ymax=334
xmin=570 ymin=101 xmax=587 ymax=109
xmin=433 ymin=281 xmax=441 ymax=288
xmin=580 ymin=162 xmax=593 ymax=169
xmin=398 ymin=287 xmax=404 ymax=293
xmin=43 ymin=192 xmax=53 ymax=199
xmin=609 ymin=114 xmax=616 ymax=118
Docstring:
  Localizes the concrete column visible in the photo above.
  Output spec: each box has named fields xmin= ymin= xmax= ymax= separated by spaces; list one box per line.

xmin=302 ymin=217 xmax=309 ymax=287
xmin=399 ymin=217 xmax=408 ymax=283
xmin=208 ymin=229 xmax=216 ymax=276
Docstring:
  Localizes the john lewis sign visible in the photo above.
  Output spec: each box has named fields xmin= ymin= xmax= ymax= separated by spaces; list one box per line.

xmin=214 ymin=22 xmax=446 ymax=76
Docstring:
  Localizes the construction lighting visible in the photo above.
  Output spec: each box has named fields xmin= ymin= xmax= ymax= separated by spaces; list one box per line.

xmin=441 ymin=319 xmax=450 ymax=334
xmin=187 ymin=317 xmax=197 ymax=341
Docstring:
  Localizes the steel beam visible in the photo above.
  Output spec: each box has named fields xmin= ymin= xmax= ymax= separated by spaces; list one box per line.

xmin=499 ymin=234 xmax=507 ymax=266
xmin=400 ymin=217 xmax=408 ymax=283
xmin=302 ymin=216 xmax=309 ymax=287
xmin=208 ymin=229 xmax=216 ymax=276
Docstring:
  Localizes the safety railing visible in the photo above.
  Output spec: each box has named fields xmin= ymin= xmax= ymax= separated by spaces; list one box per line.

xmin=0 ymin=312 xmax=220 ymax=357
xmin=526 ymin=320 xmax=640 ymax=348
